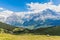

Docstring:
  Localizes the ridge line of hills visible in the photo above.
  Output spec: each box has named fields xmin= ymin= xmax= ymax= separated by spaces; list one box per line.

xmin=0 ymin=22 xmax=60 ymax=36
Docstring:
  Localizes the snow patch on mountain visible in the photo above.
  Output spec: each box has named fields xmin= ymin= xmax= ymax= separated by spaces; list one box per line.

xmin=0 ymin=2 xmax=60 ymax=29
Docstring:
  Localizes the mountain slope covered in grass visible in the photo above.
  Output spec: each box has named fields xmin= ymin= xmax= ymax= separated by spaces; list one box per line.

xmin=33 ymin=26 xmax=60 ymax=35
xmin=0 ymin=21 xmax=60 ymax=36
xmin=0 ymin=22 xmax=16 ymax=31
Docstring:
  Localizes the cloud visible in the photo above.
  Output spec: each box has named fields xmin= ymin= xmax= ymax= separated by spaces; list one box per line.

xmin=0 ymin=8 xmax=4 ymax=10
xmin=25 ymin=2 xmax=60 ymax=21
xmin=0 ymin=8 xmax=13 ymax=22
xmin=0 ymin=2 xmax=60 ymax=27
xmin=27 ymin=2 xmax=60 ymax=12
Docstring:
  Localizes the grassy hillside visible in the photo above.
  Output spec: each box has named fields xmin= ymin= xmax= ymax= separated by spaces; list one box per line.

xmin=0 ymin=22 xmax=26 ymax=34
xmin=32 ymin=26 xmax=60 ymax=36
xmin=0 ymin=33 xmax=60 ymax=40
xmin=0 ymin=22 xmax=17 ymax=31
xmin=0 ymin=22 xmax=60 ymax=40
xmin=0 ymin=22 xmax=60 ymax=36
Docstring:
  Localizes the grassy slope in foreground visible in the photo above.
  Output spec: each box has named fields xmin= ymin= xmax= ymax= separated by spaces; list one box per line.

xmin=0 ymin=33 xmax=60 ymax=40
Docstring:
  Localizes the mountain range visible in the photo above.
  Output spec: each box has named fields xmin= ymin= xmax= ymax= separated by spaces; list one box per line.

xmin=0 ymin=9 xmax=60 ymax=29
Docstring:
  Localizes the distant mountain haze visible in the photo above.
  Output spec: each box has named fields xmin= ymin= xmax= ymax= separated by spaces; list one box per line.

xmin=0 ymin=9 xmax=60 ymax=29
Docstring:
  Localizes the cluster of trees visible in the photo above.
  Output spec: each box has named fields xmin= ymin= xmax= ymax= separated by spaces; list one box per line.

xmin=0 ymin=27 xmax=33 ymax=34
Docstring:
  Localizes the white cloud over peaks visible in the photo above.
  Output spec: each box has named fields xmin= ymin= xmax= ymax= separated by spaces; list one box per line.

xmin=0 ymin=8 xmax=13 ymax=22
xmin=0 ymin=2 xmax=60 ymax=25
xmin=0 ymin=10 xmax=13 ymax=19
xmin=26 ymin=2 xmax=60 ymax=22
xmin=0 ymin=8 xmax=4 ymax=10
xmin=27 ymin=2 xmax=60 ymax=12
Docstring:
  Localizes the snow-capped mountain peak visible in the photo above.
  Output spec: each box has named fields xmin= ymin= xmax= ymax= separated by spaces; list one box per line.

xmin=0 ymin=8 xmax=60 ymax=29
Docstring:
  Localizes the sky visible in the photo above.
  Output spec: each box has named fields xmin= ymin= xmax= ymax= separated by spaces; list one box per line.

xmin=0 ymin=0 xmax=60 ymax=12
